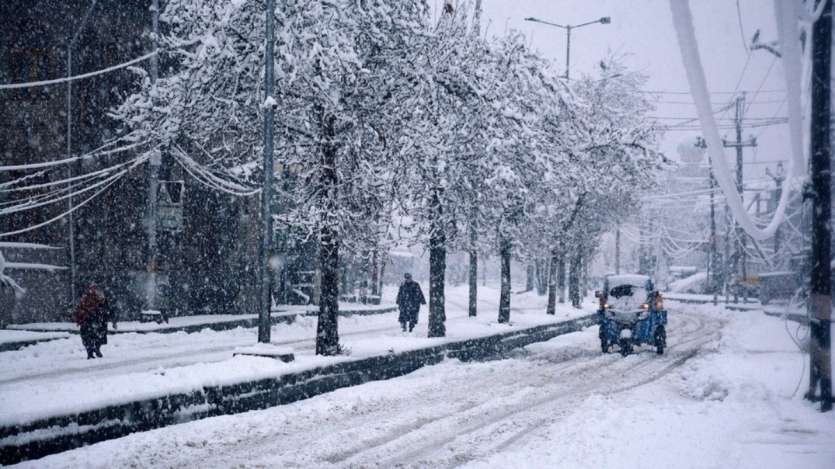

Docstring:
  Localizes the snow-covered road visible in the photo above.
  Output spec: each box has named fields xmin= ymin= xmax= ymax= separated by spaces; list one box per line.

xmin=9 ymin=297 xmax=834 ymax=468
xmin=17 ymin=301 xmax=831 ymax=469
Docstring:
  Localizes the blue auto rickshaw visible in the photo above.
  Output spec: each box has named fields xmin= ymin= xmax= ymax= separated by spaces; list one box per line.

xmin=596 ymin=274 xmax=667 ymax=356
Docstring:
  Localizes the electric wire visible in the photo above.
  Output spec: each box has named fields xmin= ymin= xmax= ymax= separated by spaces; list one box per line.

xmin=0 ymin=157 xmax=147 ymax=238
xmin=0 ymin=51 xmax=157 ymax=90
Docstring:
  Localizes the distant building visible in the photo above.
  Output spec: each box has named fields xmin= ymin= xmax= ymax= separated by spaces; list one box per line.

xmin=0 ymin=1 xmax=265 ymax=322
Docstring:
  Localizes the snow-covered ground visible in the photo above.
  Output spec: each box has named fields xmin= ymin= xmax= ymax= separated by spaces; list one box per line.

xmin=9 ymin=293 xmax=834 ymax=468
xmin=0 ymin=284 xmax=593 ymax=427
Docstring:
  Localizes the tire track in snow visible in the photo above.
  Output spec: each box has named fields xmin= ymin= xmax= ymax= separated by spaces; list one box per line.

xmin=334 ymin=312 xmax=721 ymax=468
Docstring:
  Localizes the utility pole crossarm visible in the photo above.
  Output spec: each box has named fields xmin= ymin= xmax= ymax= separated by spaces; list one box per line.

xmin=721 ymin=138 xmax=757 ymax=148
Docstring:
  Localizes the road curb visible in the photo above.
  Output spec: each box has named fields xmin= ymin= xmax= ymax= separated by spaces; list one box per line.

xmin=0 ymin=314 xmax=595 ymax=465
xmin=0 ymin=336 xmax=68 ymax=352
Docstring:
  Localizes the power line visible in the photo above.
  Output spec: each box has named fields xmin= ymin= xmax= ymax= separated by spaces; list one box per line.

xmin=736 ymin=0 xmax=749 ymax=53
xmin=650 ymin=115 xmax=786 ymax=121
xmin=0 ymin=140 xmax=145 ymax=172
xmin=639 ymin=88 xmax=784 ymax=95
xmin=654 ymin=98 xmax=786 ymax=105
xmin=0 ymin=161 xmax=139 ymax=238
xmin=0 ymin=50 xmax=157 ymax=90
xmin=754 ymin=98 xmax=787 ymax=140
xmin=745 ymin=55 xmax=779 ymax=116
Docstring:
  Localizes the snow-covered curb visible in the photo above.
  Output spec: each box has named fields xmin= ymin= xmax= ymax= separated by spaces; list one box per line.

xmin=0 ymin=331 xmax=70 ymax=352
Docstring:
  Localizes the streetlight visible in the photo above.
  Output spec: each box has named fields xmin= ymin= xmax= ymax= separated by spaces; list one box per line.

xmin=524 ymin=16 xmax=611 ymax=80
xmin=66 ymin=0 xmax=98 ymax=304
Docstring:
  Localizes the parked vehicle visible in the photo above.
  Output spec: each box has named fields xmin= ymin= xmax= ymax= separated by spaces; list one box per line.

xmin=596 ymin=274 xmax=667 ymax=356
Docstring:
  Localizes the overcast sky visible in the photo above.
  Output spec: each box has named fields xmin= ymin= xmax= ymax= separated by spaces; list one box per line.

xmin=458 ymin=0 xmax=790 ymax=181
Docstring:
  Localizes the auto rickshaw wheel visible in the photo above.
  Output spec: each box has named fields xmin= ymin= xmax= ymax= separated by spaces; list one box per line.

xmin=654 ymin=326 xmax=666 ymax=355
xmin=619 ymin=339 xmax=632 ymax=356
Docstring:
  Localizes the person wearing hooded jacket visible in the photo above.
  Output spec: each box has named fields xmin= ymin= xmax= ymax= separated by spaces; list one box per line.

xmin=396 ymin=273 xmax=425 ymax=332
xmin=74 ymin=283 xmax=116 ymax=359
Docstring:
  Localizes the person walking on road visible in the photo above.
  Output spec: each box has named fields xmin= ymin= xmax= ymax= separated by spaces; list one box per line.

xmin=74 ymin=283 xmax=116 ymax=359
xmin=396 ymin=273 xmax=425 ymax=332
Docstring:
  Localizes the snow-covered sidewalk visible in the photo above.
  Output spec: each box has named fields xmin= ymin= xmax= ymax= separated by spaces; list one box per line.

xmin=14 ymin=301 xmax=833 ymax=469
xmin=0 ymin=284 xmax=594 ymax=428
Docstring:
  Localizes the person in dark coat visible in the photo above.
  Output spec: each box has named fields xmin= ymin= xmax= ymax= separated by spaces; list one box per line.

xmin=396 ymin=273 xmax=425 ymax=332
xmin=74 ymin=283 xmax=115 ymax=359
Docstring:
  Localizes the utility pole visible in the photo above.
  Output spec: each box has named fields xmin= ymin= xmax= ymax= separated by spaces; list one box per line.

xmin=693 ymin=136 xmax=718 ymax=304
xmin=468 ymin=211 xmax=477 ymax=317
xmin=724 ymin=205 xmax=731 ymax=304
xmin=766 ymin=162 xmax=786 ymax=254
xmin=468 ymin=0 xmax=481 ymax=318
xmin=806 ymin=0 xmax=831 ymax=412
xmin=145 ymin=0 xmax=160 ymax=314
xmin=565 ymin=26 xmax=571 ymax=80
xmin=473 ymin=0 xmax=482 ymax=37
xmin=614 ymin=227 xmax=620 ymax=274
xmin=722 ymin=93 xmax=756 ymax=303
xmin=66 ymin=0 xmax=97 ymax=305
xmin=709 ymin=160 xmax=719 ymax=306
xmin=259 ymin=0 xmax=276 ymax=343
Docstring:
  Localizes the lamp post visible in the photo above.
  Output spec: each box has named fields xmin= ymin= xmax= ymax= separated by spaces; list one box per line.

xmin=66 ymin=0 xmax=98 ymax=304
xmin=145 ymin=0 xmax=161 ymax=315
xmin=524 ymin=16 xmax=611 ymax=80
xmin=259 ymin=0 xmax=276 ymax=343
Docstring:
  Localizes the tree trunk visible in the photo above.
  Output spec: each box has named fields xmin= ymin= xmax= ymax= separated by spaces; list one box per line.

xmin=569 ymin=253 xmax=581 ymax=308
xmin=557 ymin=250 xmax=566 ymax=304
xmin=339 ymin=262 xmax=347 ymax=296
xmin=316 ymin=115 xmax=340 ymax=356
xmin=428 ymin=189 xmax=446 ymax=337
xmin=526 ymin=263 xmax=535 ymax=292
xmin=498 ymin=236 xmax=511 ymax=323
xmin=482 ymin=255 xmax=487 ymax=286
xmin=377 ymin=251 xmax=386 ymax=300
xmin=535 ymin=257 xmax=548 ymax=295
xmin=546 ymin=249 xmax=558 ymax=315
xmin=359 ymin=250 xmax=370 ymax=304
xmin=469 ymin=223 xmax=478 ymax=317
xmin=581 ymin=255 xmax=589 ymax=298
xmin=370 ymin=249 xmax=379 ymax=297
